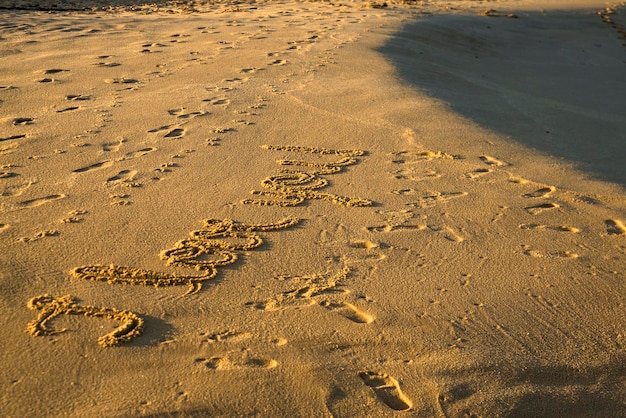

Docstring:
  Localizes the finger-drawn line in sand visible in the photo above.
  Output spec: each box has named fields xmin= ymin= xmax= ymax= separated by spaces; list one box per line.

xmin=247 ymin=267 xmax=374 ymax=324
xmin=243 ymin=145 xmax=372 ymax=207
xmin=359 ymin=371 xmax=413 ymax=411
xmin=26 ymin=294 xmax=143 ymax=347
xmin=71 ymin=217 xmax=301 ymax=294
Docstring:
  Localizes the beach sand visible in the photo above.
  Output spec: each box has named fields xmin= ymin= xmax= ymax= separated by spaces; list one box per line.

xmin=1 ymin=0 xmax=625 ymax=416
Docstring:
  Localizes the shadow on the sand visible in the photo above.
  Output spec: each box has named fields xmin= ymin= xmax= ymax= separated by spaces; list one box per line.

xmin=378 ymin=9 xmax=626 ymax=188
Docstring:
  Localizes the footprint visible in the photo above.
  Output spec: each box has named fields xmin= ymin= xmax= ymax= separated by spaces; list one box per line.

xmin=195 ymin=355 xmax=277 ymax=371
xmin=606 ymin=219 xmax=626 ymax=235
xmin=164 ymin=128 xmax=185 ymax=138
xmin=121 ymin=147 xmax=156 ymax=160
xmin=1 ymin=134 xmax=26 ymax=142
xmin=41 ymin=68 xmax=69 ymax=74
xmin=65 ymin=94 xmax=91 ymax=101
xmin=56 ymin=106 xmax=79 ymax=113
xmin=73 ymin=160 xmax=113 ymax=173
xmin=106 ymin=169 xmax=139 ymax=186
xmin=12 ymin=117 xmax=33 ymax=126
xmin=479 ymin=155 xmax=508 ymax=167
xmin=407 ymin=191 xmax=468 ymax=208
xmin=17 ymin=194 xmax=66 ymax=208
xmin=465 ymin=168 xmax=493 ymax=179
xmin=359 ymin=371 xmax=412 ymax=411
xmin=102 ymin=138 xmax=126 ymax=152
xmin=523 ymin=186 xmax=556 ymax=198
xmin=104 ymin=78 xmax=139 ymax=84
xmin=525 ymin=203 xmax=559 ymax=215
xmin=320 ymin=301 xmax=374 ymax=324
xmin=269 ymin=59 xmax=287 ymax=65
xmin=94 ymin=62 xmax=121 ymax=67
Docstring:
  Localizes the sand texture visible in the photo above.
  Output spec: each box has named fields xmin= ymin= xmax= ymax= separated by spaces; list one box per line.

xmin=1 ymin=0 xmax=626 ymax=416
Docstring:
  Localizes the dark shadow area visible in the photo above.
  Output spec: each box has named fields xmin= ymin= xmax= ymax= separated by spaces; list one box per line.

xmin=378 ymin=9 xmax=626 ymax=187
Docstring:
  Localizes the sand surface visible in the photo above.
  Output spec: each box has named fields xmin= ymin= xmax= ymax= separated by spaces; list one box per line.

xmin=1 ymin=0 xmax=625 ymax=416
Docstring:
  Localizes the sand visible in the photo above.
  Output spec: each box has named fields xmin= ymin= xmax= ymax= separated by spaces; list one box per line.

xmin=1 ymin=0 xmax=625 ymax=416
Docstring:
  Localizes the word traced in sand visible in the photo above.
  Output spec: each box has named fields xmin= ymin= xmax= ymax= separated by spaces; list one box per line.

xmin=71 ymin=217 xmax=300 ymax=294
xmin=243 ymin=145 xmax=372 ymax=207
xmin=26 ymin=294 xmax=143 ymax=347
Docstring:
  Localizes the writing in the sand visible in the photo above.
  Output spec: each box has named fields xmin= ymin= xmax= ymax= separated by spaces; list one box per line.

xmin=243 ymin=144 xmax=372 ymax=207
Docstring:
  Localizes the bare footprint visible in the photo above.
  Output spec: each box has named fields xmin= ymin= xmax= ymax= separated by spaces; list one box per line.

xmin=606 ymin=219 xmax=626 ymax=235
xmin=359 ymin=371 xmax=412 ymax=411
xmin=320 ymin=301 xmax=374 ymax=324
xmin=73 ymin=160 xmax=113 ymax=173
xmin=525 ymin=203 xmax=559 ymax=215
xmin=479 ymin=155 xmax=508 ymax=167
xmin=523 ymin=186 xmax=556 ymax=198
xmin=18 ymin=194 xmax=66 ymax=208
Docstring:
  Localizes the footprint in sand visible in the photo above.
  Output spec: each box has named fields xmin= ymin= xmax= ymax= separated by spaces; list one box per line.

xmin=319 ymin=301 xmax=374 ymax=324
xmin=605 ymin=219 xmax=626 ymax=235
xmin=525 ymin=203 xmax=560 ymax=215
xmin=167 ymin=108 xmax=208 ymax=120
xmin=12 ymin=117 xmax=33 ymax=126
xmin=65 ymin=94 xmax=91 ymax=101
xmin=106 ymin=169 xmax=140 ymax=187
xmin=359 ymin=371 xmax=413 ymax=411
xmin=164 ymin=128 xmax=186 ymax=138
xmin=17 ymin=194 xmax=66 ymax=208
xmin=195 ymin=355 xmax=278 ymax=371
xmin=1 ymin=134 xmax=26 ymax=142
xmin=406 ymin=191 xmax=468 ymax=209
xmin=73 ymin=160 xmax=113 ymax=173
xmin=465 ymin=167 xmax=493 ymax=179
xmin=56 ymin=106 xmax=79 ymax=113
xmin=523 ymin=186 xmax=556 ymax=198
xmin=479 ymin=155 xmax=508 ymax=167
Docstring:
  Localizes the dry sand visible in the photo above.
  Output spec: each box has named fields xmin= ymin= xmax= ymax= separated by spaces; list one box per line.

xmin=1 ymin=0 xmax=625 ymax=416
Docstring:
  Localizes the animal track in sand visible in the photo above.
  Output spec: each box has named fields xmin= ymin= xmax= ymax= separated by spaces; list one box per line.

xmin=359 ymin=371 xmax=413 ymax=411
xmin=605 ymin=219 xmax=626 ymax=235
xmin=26 ymin=294 xmax=143 ymax=347
xmin=243 ymin=145 xmax=372 ymax=207
xmin=479 ymin=155 xmax=508 ymax=167
xmin=525 ymin=203 xmax=560 ymax=215
xmin=71 ymin=217 xmax=301 ymax=294
xmin=523 ymin=186 xmax=556 ymax=198
xmin=17 ymin=193 xmax=66 ymax=208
